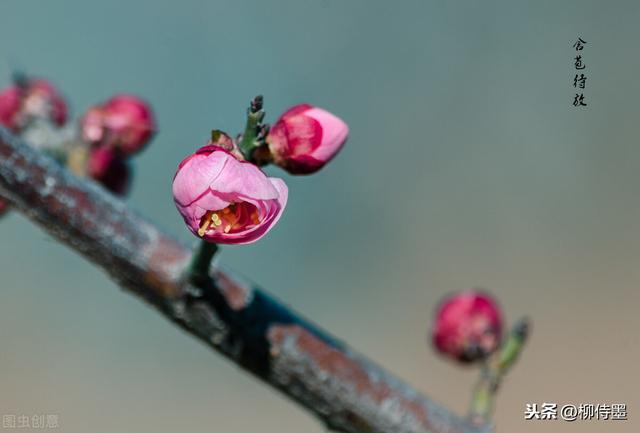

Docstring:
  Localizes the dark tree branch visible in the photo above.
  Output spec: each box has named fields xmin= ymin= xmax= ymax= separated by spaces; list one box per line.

xmin=0 ymin=126 xmax=489 ymax=433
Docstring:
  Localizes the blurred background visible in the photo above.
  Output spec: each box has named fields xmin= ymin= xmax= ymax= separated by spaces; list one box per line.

xmin=1 ymin=1 xmax=639 ymax=432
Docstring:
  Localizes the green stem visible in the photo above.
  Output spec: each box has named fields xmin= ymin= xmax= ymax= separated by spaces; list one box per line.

xmin=468 ymin=317 xmax=530 ymax=426
xmin=497 ymin=318 xmax=529 ymax=373
xmin=469 ymin=365 xmax=496 ymax=425
xmin=187 ymin=240 xmax=218 ymax=286
xmin=238 ymin=95 xmax=265 ymax=159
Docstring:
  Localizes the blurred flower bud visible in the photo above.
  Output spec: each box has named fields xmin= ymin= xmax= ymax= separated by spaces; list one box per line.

xmin=0 ymin=198 xmax=10 ymax=217
xmin=0 ymin=85 xmax=22 ymax=131
xmin=432 ymin=290 xmax=503 ymax=363
xmin=266 ymin=104 xmax=348 ymax=174
xmin=80 ymin=94 xmax=155 ymax=156
xmin=80 ymin=106 xmax=105 ymax=143
xmin=172 ymin=145 xmax=287 ymax=245
xmin=87 ymin=146 xmax=131 ymax=196
xmin=0 ymin=78 xmax=67 ymax=132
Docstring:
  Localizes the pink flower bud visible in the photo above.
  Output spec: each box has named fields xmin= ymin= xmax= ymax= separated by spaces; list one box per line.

xmin=80 ymin=106 xmax=105 ymax=143
xmin=0 ymin=79 xmax=67 ymax=131
xmin=87 ymin=146 xmax=131 ymax=196
xmin=267 ymin=104 xmax=348 ymax=174
xmin=172 ymin=146 xmax=288 ymax=245
xmin=432 ymin=290 xmax=503 ymax=363
xmin=0 ymin=86 xmax=22 ymax=131
xmin=80 ymin=94 xmax=155 ymax=156
xmin=27 ymin=80 xmax=68 ymax=127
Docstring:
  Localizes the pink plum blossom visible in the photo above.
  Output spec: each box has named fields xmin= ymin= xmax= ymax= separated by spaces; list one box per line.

xmin=80 ymin=94 xmax=155 ymax=155
xmin=173 ymin=145 xmax=288 ymax=245
xmin=0 ymin=78 xmax=67 ymax=131
xmin=266 ymin=104 xmax=348 ymax=174
xmin=432 ymin=290 xmax=503 ymax=363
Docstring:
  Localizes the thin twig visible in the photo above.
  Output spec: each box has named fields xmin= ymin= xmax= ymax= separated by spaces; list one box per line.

xmin=0 ymin=126 xmax=490 ymax=433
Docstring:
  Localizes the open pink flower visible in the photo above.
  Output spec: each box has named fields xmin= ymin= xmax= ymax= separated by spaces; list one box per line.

xmin=0 ymin=79 xmax=67 ymax=131
xmin=80 ymin=94 xmax=155 ymax=155
xmin=173 ymin=145 xmax=288 ymax=245
xmin=267 ymin=104 xmax=348 ymax=174
xmin=432 ymin=290 xmax=503 ymax=363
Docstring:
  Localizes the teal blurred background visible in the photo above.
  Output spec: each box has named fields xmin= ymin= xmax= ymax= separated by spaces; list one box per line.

xmin=1 ymin=1 xmax=639 ymax=432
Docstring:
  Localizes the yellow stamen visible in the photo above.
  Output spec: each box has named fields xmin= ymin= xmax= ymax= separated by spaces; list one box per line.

xmin=198 ymin=203 xmax=262 ymax=236
xmin=198 ymin=217 xmax=212 ymax=237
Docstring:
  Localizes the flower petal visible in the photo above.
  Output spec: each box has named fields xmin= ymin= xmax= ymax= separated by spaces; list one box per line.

xmin=212 ymin=157 xmax=279 ymax=201
xmin=172 ymin=151 xmax=229 ymax=206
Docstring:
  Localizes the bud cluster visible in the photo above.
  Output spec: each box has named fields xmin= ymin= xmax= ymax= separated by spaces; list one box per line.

xmin=0 ymin=75 xmax=156 ymax=217
xmin=172 ymin=96 xmax=349 ymax=244
xmin=0 ymin=76 xmax=67 ymax=132
xmin=0 ymin=76 xmax=69 ymax=215
xmin=78 ymin=94 xmax=156 ymax=195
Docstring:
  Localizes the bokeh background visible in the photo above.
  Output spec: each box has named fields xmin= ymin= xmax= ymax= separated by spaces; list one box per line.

xmin=1 ymin=1 xmax=639 ymax=432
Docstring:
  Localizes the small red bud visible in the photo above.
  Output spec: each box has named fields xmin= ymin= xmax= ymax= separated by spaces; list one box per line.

xmin=87 ymin=146 xmax=131 ymax=196
xmin=431 ymin=290 xmax=503 ymax=363
xmin=0 ymin=86 xmax=22 ymax=131
xmin=80 ymin=94 xmax=155 ymax=156
xmin=0 ymin=78 xmax=67 ymax=132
